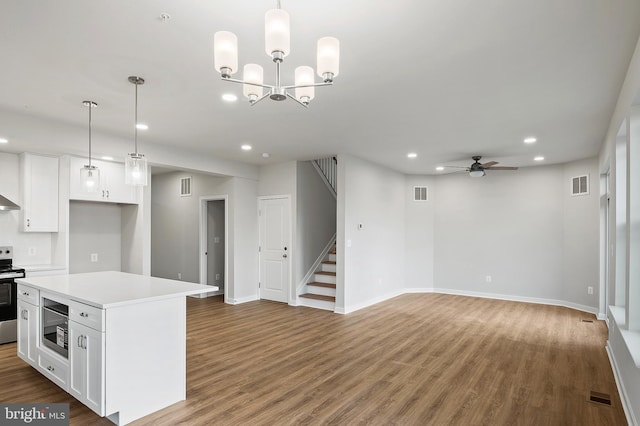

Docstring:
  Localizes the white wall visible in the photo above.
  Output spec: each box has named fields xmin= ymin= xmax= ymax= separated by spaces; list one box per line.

xmin=434 ymin=166 xmax=565 ymax=301
xmin=69 ymin=201 xmax=122 ymax=273
xmin=338 ymin=155 xmax=406 ymax=313
xmin=404 ymin=175 xmax=436 ymax=290
xmin=0 ymin=151 xmax=53 ymax=266
xmin=562 ymin=158 xmax=600 ymax=308
xmin=151 ymin=171 xmax=230 ymax=283
xmin=151 ymin=171 xmax=259 ymax=303
xmin=296 ymin=161 xmax=336 ymax=287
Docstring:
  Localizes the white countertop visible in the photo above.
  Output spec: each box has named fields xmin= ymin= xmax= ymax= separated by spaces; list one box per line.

xmin=17 ymin=271 xmax=216 ymax=309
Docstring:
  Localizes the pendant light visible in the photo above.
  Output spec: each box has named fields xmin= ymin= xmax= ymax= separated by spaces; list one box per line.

xmin=80 ymin=100 xmax=100 ymax=192
xmin=125 ymin=76 xmax=148 ymax=186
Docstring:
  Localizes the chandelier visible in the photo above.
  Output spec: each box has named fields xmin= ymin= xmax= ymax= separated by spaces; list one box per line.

xmin=213 ymin=0 xmax=340 ymax=107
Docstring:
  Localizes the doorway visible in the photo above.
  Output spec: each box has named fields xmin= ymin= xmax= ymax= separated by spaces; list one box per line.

xmin=258 ymin=196 xmax=291 ymax=303
xmin=199 ymin=196 xmax=228 ymax=299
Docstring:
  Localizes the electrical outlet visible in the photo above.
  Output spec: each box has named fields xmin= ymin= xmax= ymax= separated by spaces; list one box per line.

xmin=214 ymin=237 xmax=220 ymax=244
xmin=90 ymin=253 xmax=98 ymax=262
xmin=587 ymin=286 xmax=594 ymax=295
xmin=485 ymin=275 xmax=492 ymax=283
xmin=178 ymin=273 xmax=182 ymax=280
xmin=28 ymin=247 xmax=36 ymax=256
xmin=215 ymin=273 xmax=220 ymax=280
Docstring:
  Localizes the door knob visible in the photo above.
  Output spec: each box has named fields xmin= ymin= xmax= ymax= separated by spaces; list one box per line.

xmin=283 ymin=253 xmax=287 ymax=258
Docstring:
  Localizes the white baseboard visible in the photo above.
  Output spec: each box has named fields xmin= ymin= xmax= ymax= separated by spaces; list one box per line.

xmin=225 ymin=294 xmax=258 ymax=305
xmin=430 ymin=287 xmax=599 ymax=316
xmin=606 ymin=342 xmax=637 ymax=426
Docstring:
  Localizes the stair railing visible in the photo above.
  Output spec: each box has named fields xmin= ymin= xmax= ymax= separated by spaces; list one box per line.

xmin=313 ymin=156 xmax=337 ymax=197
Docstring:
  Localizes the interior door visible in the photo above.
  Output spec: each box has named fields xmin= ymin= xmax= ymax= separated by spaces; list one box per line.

xmin=259 ymin=197 xmax=290 ymax=303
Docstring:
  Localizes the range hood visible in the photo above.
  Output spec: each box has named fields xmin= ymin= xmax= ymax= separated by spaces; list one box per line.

xmin=0 ymin=194 xmax=20 ymax=211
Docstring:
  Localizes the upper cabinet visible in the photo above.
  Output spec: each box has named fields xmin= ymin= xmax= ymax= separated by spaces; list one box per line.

xmin=69 ymin=157 xmax=138 ymax=204
xmin=20 ymin=153 xmax=59 ymax=232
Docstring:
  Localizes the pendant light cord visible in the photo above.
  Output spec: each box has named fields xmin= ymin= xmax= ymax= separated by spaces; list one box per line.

xmin=134 ymin=81 xmax=139 ymax=155
xmin=88 ymin=103 xmax=92 ymax=167
xmin=277 ymin=0 xmax=281 ymax=9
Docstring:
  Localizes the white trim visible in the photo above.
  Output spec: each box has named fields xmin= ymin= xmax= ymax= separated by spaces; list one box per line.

xmin=606 ymin=342 xmax=637 ymax=426
xmin=257 ymin=195 xmax=292 ymax=304
xmin=198 ymin=195 xmax=229 ymax=300
xmin=431 ymin=288 xmax=599 ymax=315
xmin=226 ymin=295 xmax=259 ymax=305
xmin=294 ymin=234 xmax=337 ymax=303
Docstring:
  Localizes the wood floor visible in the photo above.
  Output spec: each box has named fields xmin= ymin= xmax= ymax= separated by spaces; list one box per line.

xmin=0 ymin=294 xmax=626 ymax=425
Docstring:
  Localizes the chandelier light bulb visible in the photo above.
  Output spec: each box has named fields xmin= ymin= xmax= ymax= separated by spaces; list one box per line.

xmin=214 ymin=31 xmax=238 ymax=77
xmin=317 ymin=37 xmax=340 ymax=82
xmin=265 ymin=9 xmax=290 ymax=58
xmin=243 ymin=64 xmax=264 ymax=102
xmin=295 ymin=66 xmax=315 ymax=105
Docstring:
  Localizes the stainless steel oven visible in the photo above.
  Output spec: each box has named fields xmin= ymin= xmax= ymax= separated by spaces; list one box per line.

xmin=0 ymin=246 xmax=26 ymax=345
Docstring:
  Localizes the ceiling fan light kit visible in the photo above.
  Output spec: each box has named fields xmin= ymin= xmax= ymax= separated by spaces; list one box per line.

xmin=213 ymin=0 xmax=340 ymax=108
xmin=443 ymin=155 xmax=519 ymax=177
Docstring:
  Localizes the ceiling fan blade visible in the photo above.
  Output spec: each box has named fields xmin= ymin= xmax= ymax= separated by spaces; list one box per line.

xmin=442 ymin=165 xmax=469 ymax=169
xmin=481 ymin=161 xmax=498 ymax=168
xmin=486 ymin=166 xmax=518 ymax=170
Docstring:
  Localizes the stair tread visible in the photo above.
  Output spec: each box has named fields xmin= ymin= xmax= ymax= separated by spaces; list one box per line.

xmin=329 ymin=247 xmax=336 ymax=254
xmin=322 ymin=261 xmax=337 ymax=265
xmin=300 ymin=293 xmax=336 ymax=302
xmin=308 ymin=282 xmax=336 ymax=289
xmin=315 ymin=271 xmax=336 ymax=276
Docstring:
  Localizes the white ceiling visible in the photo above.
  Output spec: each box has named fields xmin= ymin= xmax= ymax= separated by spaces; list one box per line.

xmin=1 ymin=0 xmax=640 ymax=175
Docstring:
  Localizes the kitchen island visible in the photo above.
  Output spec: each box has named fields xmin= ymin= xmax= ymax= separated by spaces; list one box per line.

xmin=16 ymin=271 xmax=215 ymax=425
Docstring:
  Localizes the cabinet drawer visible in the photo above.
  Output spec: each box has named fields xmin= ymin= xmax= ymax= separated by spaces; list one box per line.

xmin=38 ymin=351 xmax=69 ymax=391
xmin=69 ymin=301 xmax=104 ymax=332
xmin=17 ymin=284 xmax=39 ymax=305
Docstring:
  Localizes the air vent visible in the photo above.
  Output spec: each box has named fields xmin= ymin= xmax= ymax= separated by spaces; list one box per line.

xmin=413 ymin=186 xmax=428 ymax=202
xmin=180 ymin=177 xmax=192 ymax=197
xmin=571 ymin=175 xmax=589 ymax=196
xmin=588 ymin=391 xmax=612 ymax=406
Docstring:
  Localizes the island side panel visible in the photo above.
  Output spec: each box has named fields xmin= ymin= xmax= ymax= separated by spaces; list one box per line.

xmin=105 ymin=296 xmax=187 ymax=425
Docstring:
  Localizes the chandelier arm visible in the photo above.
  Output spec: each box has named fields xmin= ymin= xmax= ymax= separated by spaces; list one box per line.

xmin=285 ymin=92 xmax=309 ymax=108
xmin=250 ymin=92 xmax=272 ymax=106
xmin=221 ymin=77 xmax=275 ymax=90
xmin=282 ymin=82 xmax=334 ymax=90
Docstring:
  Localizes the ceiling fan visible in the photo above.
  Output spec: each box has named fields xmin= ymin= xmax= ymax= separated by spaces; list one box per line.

xmin=445 ymin=156 xmax=518 ymax=177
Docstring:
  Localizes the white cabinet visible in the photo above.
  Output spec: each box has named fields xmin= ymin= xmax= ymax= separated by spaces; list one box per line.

xmin=20 ymin=153 xmax=59 ymax=232
xmin=17 ymin=299 xmax=39 ymax=366
xmin=69 ymin=157 xmax=138 ymax=204
xmin=69 ymin=320 xmax=105 ymax=416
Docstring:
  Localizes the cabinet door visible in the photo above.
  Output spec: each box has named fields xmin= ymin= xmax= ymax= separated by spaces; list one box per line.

xmin=69 ymin=157 xmax=137 ymax=204
xmin=21 ymin=153 xmax=59 ymax=232
xmin=17 ymin=300 xmax=38 ymax=366
xmin=69 ymin=321 xmax=105 ymax=416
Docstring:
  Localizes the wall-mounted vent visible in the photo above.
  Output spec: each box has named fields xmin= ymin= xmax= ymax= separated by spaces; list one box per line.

xmin=180 ymin=177 xmax=192 ymax=197
xmin=571 ymin=175 xmax=589 ymax=196
xmin=413 ymin=186 xmax=428 ymax=202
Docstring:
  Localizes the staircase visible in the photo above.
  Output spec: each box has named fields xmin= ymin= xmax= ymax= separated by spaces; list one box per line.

xmin=299 ymin=246 xmax=336 ymax=311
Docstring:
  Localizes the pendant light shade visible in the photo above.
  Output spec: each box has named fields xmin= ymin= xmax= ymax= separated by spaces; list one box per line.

xmin=294 ymin=66 xmax=315 ymax=105
xmin=317 ymin=37 xmax=340 ymax=82
xmin=243 ymin=64 xmax=264 ymax=102
xmin=80 ymin=101 xmax=100 ymax=193
xmin=265 ymin=8 xmax=290 ymax=57
xmin=125 ymin=76 xmax=148 ymax=186
xmin=214 ymin=31 xmax=238 ymax=77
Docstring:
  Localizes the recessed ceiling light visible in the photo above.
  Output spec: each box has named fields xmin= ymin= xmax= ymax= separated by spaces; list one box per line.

xmin=407 ymin=153 xmax=417 ymax=158
xmin=222 ymin=93 xmax=238 ymax=102
xmin=534 ymin=156 xmax=544 ymax=161
xmin=101 ymin=156 xmax=114 ymax=161
xmin=136 ymin=123 xmax=149 ymax=130
xmin=524 ymin=137 xmax=537 ymax=144
xmin=435 ymin=166 xmax=445 ymax=171
xmin=0 ymin=138 xmax=8 ymax=144
xmin=241 ymin=144 xmax=252 ymax=151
